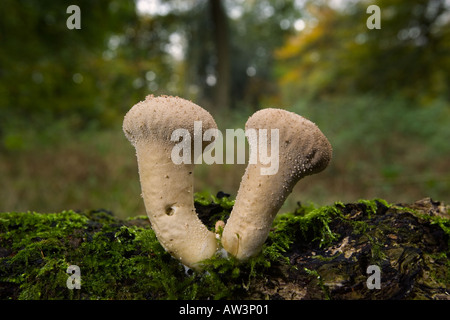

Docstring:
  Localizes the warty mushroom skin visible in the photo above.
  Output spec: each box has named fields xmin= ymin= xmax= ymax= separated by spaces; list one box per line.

xmin=221 ymin=108 xmax=333 ymax=261
xmin=123 ymin=95 xmax=218 ymax=269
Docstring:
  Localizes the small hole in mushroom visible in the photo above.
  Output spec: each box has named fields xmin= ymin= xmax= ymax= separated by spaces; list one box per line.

xmin=165 ymin=205 xmax=176 ymax=216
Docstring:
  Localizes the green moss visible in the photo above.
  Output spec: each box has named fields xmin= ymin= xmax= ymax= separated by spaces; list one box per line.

xmin=271 ymin=202 xmax=342 ymax=250
xmin=0 ymin=193 xmax=305 ymax=300
xmin=357 ymin=199 xmax=391 ymax=218
xmin=1 ymin=196 xmax=448 ymax=300
xmin=304 ymin=267 xmax=331 ymax=300
xmin=391 ymin=203 xmax=450 ymax=248
xmin=0 ymin=195 xmax=266 ymax=300
xmin=194 ymin=191 xmax=235 ymax=230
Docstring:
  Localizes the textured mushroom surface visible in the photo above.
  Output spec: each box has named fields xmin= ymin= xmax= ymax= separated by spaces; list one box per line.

xmin=222 ymin=108 xmax=333 ymax=260
xmin=123 ymin=95 xmax=218 ymax=269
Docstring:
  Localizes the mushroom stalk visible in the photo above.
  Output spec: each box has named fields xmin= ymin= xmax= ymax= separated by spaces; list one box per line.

xmin=123 ymin=95 xmax=218 ymax=269
xmin=221 ymin=108 xmax=333 ymax=260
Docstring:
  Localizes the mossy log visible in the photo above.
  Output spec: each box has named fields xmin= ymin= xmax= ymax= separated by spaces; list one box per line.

xmin=0 ymin=196 xmax=449 ymax=300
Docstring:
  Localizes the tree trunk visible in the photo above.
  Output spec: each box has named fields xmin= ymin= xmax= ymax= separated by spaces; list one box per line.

xmin=209 ymin=0 xmax=231 ymax=110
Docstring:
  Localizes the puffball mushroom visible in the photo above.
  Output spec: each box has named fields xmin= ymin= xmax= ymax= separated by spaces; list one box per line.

xmin=123 ymin=95 xmax=218 ymax=269
xmin=221 ymin=108 xmax=333 ymax=260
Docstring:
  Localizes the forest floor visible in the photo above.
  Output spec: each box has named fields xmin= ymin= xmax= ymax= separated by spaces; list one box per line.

xmin=0 ymin=196 xmax=449 ymax=300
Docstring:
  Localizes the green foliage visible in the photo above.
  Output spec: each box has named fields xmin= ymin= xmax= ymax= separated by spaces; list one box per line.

xmin=1 ymin=0 xmax=449 ymax=216
xmin=275 ymin=0 xmax=450 ymax=102
xmin=0 ymin=0 xmax=138 ymax=133
xmin=290 ymin=94 xmax=450 ymax=204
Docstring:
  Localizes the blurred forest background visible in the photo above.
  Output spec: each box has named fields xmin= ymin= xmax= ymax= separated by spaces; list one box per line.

xmin=1 ymin=0 xmax=449 ymax=218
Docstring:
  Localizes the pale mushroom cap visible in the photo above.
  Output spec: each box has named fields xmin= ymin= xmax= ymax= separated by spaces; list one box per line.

xmin=123 ymin=95 xmax=217 ymax=147
xmin=246 ymin=108 xmax=332 ymax=181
